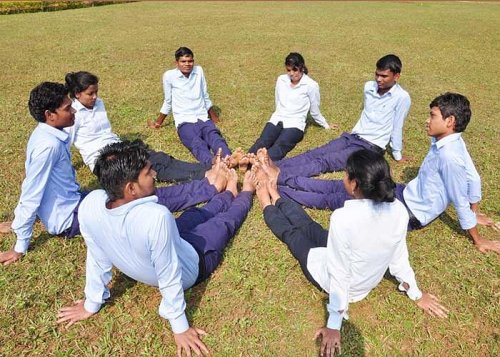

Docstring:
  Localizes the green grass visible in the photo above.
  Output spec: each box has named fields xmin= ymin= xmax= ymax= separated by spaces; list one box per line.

xmin=0 ymin=1 xmax=499 ymax=355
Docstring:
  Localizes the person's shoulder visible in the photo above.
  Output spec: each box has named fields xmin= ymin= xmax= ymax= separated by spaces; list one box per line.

xmin=364 ymin=80 xmax=376 ymax=92
xmin=393 ymin=83 xmax=410 ymax=100
xmin=163 ymin=68 xmax=178 ymax=80
xmin=303 ymin=74 xmax=319 ymax=88
xmin=29 ymin=125 xmax=65 ymax=151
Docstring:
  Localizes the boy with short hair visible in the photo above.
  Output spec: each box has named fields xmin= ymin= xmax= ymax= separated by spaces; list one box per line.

xmin=0 ymin=82 xmax=81 ymax=265
xmin=149 ymin=46 xmax=232 ymax=164
xmin=275 ymin=93 xmax=499 ymax=253
xmin=57 ymin=140 xmax=255 ymax=356
xmin=277 ymin=54 xmax=411 ymax=177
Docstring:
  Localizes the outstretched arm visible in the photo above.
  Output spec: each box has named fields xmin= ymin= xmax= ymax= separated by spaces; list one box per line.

xmin=390 ymin=95 xmax=411 ymax=161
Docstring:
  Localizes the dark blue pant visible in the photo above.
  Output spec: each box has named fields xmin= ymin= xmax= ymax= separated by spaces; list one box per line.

xmin=177 ymin=120 xmax=231 ymax=164
xmin=277 ymin=132 xmax=384 ymax=177
xmin=263 ymin=198 xmax=327 ymax=290
xmin=277 ymin=177 xmax=421 ymax=231
xmin=148 ymin=150 xmax=210 ymax=183
xmin=175 ymin=191 xmax=253 ymax=283
xmin=59 ymin=191 xmax=89 ymax=238
xmin=249 ymin=122 xmax=304 ymax=161
xmin=155 ymin=178 xmax=218 ymax=213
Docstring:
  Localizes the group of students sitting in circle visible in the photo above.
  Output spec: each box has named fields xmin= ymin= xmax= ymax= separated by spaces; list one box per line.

xmin=0 ymin=47 xmax=498 ymax=356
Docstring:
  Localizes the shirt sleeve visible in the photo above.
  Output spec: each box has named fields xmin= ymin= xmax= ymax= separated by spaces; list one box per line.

xmin=388 ymin=237 xmax=422 ymax=301
xmin=307 ymin=82 xmax=329 ymax=129
xmin=463 ymin=150 xmax=482 ymax=203
xmin=199 ymin=67 xmax=213 ymax=111
xmin=83 ymin=234 xmax=113 ymax=314
xmin=326 ymin=214 xmax=351 ymax=330
xmin=389 ymin=94 xmax=411 ymax=161
xmin=150 ymin=211 xmax=189 ymax=334
xmin=159 ymin=72 xmax=173 ymax=115
xmin=440 ymin=154 xmax=477 ymax=230
xmin=11 ymin=145 xmax=58 ymax=253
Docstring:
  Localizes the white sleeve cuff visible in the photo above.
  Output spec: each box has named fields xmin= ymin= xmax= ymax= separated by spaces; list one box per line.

xmin=14 ymin=239 xmax=30 ymax=254
xmin=169 ymin=312 xmax=190 ymax=334
xmin=84 ymin=299 xmax=102 ymax=314
xmin=398 ymin=282 xmax=422 ymax=301
xmin=392 ymin=150 xmax=402 ymax=161
xmin=326 ymin=311 xmax=344 ymax=330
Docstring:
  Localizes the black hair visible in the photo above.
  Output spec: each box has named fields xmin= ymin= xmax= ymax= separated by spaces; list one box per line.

xmin=345 ymin=150 xmax=395 ymax=203
xmin=65 ymin=71 xmax=99 ymax=99
xmin=285 ymin=52 xmax=308 ymax=75
xmin=376 ymin=54 xmax=402 ymax=74
xmin=429 ymin=92 xmax=471 ymax=133
xmin=94 ymin=140 xmax=150 ymax=201
xmin=175 ymin=47 xmax=194 ymax=60
xmin=28 ymin=82 xmax=68 ymax=123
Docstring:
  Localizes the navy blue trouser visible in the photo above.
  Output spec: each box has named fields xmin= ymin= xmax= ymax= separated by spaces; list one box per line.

xmin=249 ymin=122 xmax=304 ymax=161
xmin=148 ymin=150 xmax=210 ymax=183
xmin=263 ymin=198 xmax=327 ymax=290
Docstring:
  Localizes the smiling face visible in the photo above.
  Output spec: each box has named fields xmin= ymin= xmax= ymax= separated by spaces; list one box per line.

xmin=176 ymin=55 xmax=195 ymax=76
xmin=45 ymin=96 xmax=76 ymax=129
xmin=75 ymin=84 xmax=98 ymax=109
xmin=426 ymin=106 xmax=455 ymax=141
xmin=286 ymin=65 xmax=304 ymax=85
xmin=375 ymin=68 xmax=400 ymax=95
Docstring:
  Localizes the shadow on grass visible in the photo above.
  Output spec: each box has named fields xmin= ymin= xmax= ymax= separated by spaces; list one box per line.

xmin=106 ymin=272 xmax=137 ymax=307
xmin=120 ymin=132 xmax=148 ymax=142
xmin=438 ymin=211 xmax=468 ymax=237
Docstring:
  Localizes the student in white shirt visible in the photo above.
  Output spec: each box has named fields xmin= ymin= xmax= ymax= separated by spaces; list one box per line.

xmin=148 ymin=47 xmax=232 ymax=165
xmin=277 ymin=54 xmax=411 ymax=178
xmin=248 ymin=52 xmax=333 ymax=161
xmin=254 ymin=150 xmax=448 ymax=356
xmin=0 ymin=82 xmax=82 ymax=265
xmin=57 ymin=140 xmax=255 ymax=356
xmin=65 ymin=71 xmax=211 ymax=182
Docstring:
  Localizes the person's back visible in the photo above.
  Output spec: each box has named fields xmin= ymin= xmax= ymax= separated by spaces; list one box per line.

xmin=79 ymin=189 xmax=198 ymax=292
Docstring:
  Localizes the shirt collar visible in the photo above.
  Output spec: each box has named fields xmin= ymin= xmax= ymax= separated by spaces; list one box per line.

xmin=175 ymin=66 xmax=197 ymax=79
xmin=432 ymin=132 xmax=462 ymax=150
xmin=72 ymin=98 xmax=100 ymax=113
xmin=368 ymin=81 xmax=400 ymax=97
xmin=105 ymin=193 xmax=159 ymax=216
xmin=38 ymin=122 xmax=70 ymax=142
xmin=279 ymin=73 xmax=308 ymax=87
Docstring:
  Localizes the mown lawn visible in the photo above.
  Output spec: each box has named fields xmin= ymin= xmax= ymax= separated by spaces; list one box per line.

xmin=0 ymin=1 xmax=498 ymax=356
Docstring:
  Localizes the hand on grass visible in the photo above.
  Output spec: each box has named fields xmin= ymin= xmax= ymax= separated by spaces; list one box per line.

xmin=416 ymin=293 xmax=449 ymax=318
xmin=174 ymin=327 xmax=210 ymax=357
xmin=396 ymin=156 xmax=413 ymax=163
xmin=208 ymin=107 xmax=220 ymax=124
xmin=57 ymin=300 xmax=95 ymax=328
xmin=314 ymin=327 xmax=341 ymax=356
xmin=326 ymin=122 xmax=338 ymax=130
xmin=475 ymin=237 xmax=500 ymax=254
xmin=0 ymin=221 xmax=12 ymax=234
xmin=147 ymin=119 xmax=162 ymax=129
xmin=0 ymin=248 xmax=23 ymax=265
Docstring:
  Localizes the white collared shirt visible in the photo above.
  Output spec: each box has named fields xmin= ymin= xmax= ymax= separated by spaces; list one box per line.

xmin=351 ymin=81 xmax=411 ymax=160
xmin=269 ymin=74 xmax=329 ymax=131
xmin=403 ymin=133 xmax=480 ymax=229
xmin=79 ymin=190 xmax=199 ymax=334
xmin=307 ymin=199 xmax=421 ymax=330
xmin=159 ymin=66 xmax=213 ymax=127
xmin=12 ymin=123 xmax=81 ymax=253
xmin=65 ymin=99 xmax=120 ymax=172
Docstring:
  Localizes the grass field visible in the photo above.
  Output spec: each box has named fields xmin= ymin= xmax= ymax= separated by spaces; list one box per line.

xmin=0 ymin=1 xmax=499 ymax=356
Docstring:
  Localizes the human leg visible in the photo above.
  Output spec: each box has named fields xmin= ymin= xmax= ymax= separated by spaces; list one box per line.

xmin=177 ymin=122 xmax=214 ymax=164
xmin=263 ymin=198 xmax=328 ymax=289
xmin=248 ymin=122 xmax=283 ymax=155
xmin=266 ymin=127 xmax=304 ymax=161
xmin=148 ymin=150 xmax=210 ymax=182
xmin=200 ymin=120 xmax=232 ymax=158
xmin=155 ymin=178 xmax=218 ymax=212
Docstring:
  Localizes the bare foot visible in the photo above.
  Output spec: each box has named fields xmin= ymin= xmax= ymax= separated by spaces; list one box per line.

xmin=205 ymin=159 xmax=222 ymax=186
xmin=253 ymin=172 xmax=272 ymax=209
xmin=238 ymin=154 xmax=250 ymax=173
xmin=246 ymin=153 xmax=258 ymax=166
xmin=242 ymin=170 xmax=256 ymax=193
xmin=213 ymin=163 xmax=228 ymax=192
xmin=251 ymin=162 xmax=269 ymax=184
xmin=476 ymin=212 xmax=494 ymax=226
xmin=0 ymin=221 xmax=12 ymax=234
xmin=228 ymin=148 xmax=244 ymax=168
xmin=267 ymin=178 xmax=281 ymax=205
xmin=210 ymin=148 xmax=223 ymax=166
xmin=226 ymin=168 xmax=238 ymax=197
xmin=256 ymin=148 xmax=280 ymax=180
